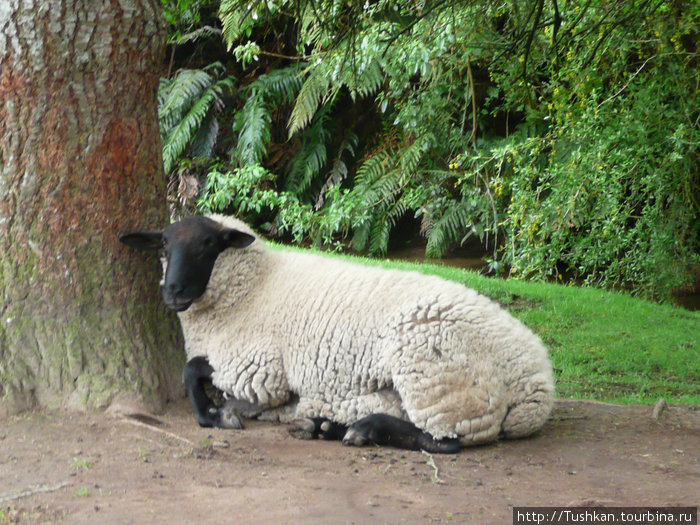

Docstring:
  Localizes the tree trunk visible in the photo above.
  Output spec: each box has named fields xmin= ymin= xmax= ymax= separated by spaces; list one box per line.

xmin=0 ymin=0 xmax=183 ymax=416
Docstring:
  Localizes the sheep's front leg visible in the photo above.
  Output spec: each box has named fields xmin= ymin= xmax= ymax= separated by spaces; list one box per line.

xmin=183 ymin=356 xmax=243 ymax=429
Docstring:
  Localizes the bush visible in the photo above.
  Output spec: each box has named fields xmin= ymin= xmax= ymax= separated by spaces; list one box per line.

xmin=159 ymin=0 xmax=699 ymax=300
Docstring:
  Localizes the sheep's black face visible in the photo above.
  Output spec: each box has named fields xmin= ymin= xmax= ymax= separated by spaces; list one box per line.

xmin=120 ymin=217 xmax=255 ymax=312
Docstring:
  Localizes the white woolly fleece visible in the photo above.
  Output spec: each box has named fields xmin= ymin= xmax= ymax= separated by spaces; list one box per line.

xmin=177 ymin=214 xmax=555 ymax=445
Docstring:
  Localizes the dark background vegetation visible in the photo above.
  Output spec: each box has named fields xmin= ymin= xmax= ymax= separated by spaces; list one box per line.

xmin=157 ymin=0 xmax=698 ymax=301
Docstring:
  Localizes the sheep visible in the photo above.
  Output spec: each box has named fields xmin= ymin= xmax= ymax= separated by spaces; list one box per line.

xmin=120 ymin=214 xmax=554 ymax=453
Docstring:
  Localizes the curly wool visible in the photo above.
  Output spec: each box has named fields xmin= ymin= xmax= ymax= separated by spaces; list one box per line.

xmin=177 ymin=215 xmax=554 ymax=445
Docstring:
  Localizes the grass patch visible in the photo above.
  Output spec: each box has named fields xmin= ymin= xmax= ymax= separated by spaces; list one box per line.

xmin=72 ymin=457 xmax=92 ymax=471
xmin=74 ymin=486 xmax=90 ymax=498
xmin=277 ymin=244 xmax=699 ymax=404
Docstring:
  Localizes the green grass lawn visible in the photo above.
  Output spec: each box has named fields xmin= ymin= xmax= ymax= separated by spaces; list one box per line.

xmin=293 ymin=245 xmax=699 ymax=404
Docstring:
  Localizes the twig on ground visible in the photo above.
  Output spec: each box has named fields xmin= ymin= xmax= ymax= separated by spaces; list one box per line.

xmin=421 ymin=450 xmax=445 ymax=484
xmin=551 ymin=414 xmax=589 ymax=421
xmin=119 ymin=416 xmax=195 ymax=447
xmin=0 ymin=481 xmax=72 ymax=503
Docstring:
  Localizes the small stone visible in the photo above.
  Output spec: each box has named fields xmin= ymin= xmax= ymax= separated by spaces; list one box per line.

xmin=651 ymin=398 xmax=667 ymax=420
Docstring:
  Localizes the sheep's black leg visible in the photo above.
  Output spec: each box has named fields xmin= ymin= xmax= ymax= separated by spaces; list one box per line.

xmin=184 ymin=356 xmax=218 ymax=427
xmin=343 ymin=414 xmax=461 ymax=454
xmin=183 ymin=356 xmax=242 ymax=429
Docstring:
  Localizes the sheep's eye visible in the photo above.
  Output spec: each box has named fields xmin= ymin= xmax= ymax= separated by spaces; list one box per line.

xmin=202 ymin=237 xmax=217 ymax=251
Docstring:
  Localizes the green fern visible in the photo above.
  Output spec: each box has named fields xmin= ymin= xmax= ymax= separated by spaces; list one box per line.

xmin=172 ymin=25 xmax=222 ymax=46
xmin=425 ymin=200 xmax=474 ymax=258
xmin=288 ymin=42 xmax=385 ymax=137
xmin=191 ymin=116 xmax=219 ymax=159
xmin=219 ymin=0 xmax=270 ymax=50
xmin=368 ymin=216 xmax=392 ymax=255
xmin=315 ymin=133 xmax=359 ymax=209
xmin=158 ymin=64 xmax=233 ymax=173
xmin=397 ymin=135 xmax=431 ymax=174
xmin=232 ymin=93 xmax=271 ymax=166
xmin=233 ymin=64 xmax=305 ymax=168
xmin=351 ymin=220 xmax=372 ymax=252
xmin=158 ymin=69 xmax=212 ymax=131
xmin=288 ymin=67 xmax=335 ymax=137
xmin=252 ymin=64 xmax=304 ymax=105
xmin=353 ymin=150 xmax=392 ymax=189
xmin=345 ymin=136 xmax=436 ymax=254
xmin=285 ymin=106 xmax=332 ymax=195
xmin=344 ymin=58 xmax=385 ymax=102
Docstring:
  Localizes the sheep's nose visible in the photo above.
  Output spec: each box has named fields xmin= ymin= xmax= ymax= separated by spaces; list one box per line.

xmin=167 ymin=282 xmax=184 ymax=297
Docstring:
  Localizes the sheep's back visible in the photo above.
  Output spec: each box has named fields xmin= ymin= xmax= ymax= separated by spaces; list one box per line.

xmin=259 ymin=251 xmax=550 ymax=395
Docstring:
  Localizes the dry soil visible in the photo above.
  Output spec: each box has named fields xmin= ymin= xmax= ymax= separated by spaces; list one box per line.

xmin=1 ymin=399 xmax=698 ymax=524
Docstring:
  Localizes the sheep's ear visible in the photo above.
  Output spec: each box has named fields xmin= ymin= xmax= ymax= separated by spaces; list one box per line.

xmin=119 ymin=231 xmax=163 ymax=251
xmin=219 ymin=228 xmax=255 ymax=249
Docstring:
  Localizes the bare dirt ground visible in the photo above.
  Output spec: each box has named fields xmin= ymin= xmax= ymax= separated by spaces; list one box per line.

xmin=1 ymin=399 xmax=698 ymax=524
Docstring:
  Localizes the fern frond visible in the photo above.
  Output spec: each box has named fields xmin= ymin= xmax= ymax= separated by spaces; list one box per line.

xmin=158 ymin=64 xmax=233 ymax=172
xmin=191 ymin=114 xmax=219 ymax=159
xmin=315 ymin=133 xmax=359 ymax=210
xmin=219 ymin=0 xmax=260 ymax=49
xmin=251 ymin=63 xmax=304 ymax=105
xmin=425 ymin=200 xmax=474 ymax=258
xmin=352 ymin=220 xmax=371 ymax=252
xmin=162 ymin=86 xmax=222 ymax=172
xmin=285 ymin=108 xmax=331 ymax=195
xmin=345 ymin=58 xmax=385 ymax=101
xmin=369 ymin=216 xmax=391 ymax=255
xmin=366 ymin=195 xmax=410 ymax=255
xmin=397 ymin=137 xmax=428 ymax=175
xmin=286 ymin=141 xmax=328 ymax=194
xmin=158 ymin=69 xmax=213 ymax=133
xmin=354 ymin=150 xmax=392 ymax=189
xmin=173 ymin=25 xmax=222 ymax=46
xmin=288 ymin=67 xmax=334 ymax=137
xmin=233 ymin=93 xmax=271 ymax=167
xmin=387 ymin=198 xmax=408 ymax=227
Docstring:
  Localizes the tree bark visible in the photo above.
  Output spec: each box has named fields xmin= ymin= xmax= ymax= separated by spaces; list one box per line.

xmin=0 ymin=0 xmax=183 ymax=416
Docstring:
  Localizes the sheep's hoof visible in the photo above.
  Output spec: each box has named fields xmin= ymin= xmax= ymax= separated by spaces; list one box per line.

xmin=288 ymin=418 xmax=349 ymax=441
xmin=341 ymin=427 xmax=369 ymax=447
xmin=218 ymin=406 xmax=244 ymax=430
xmin=288 ymin=418 xmax=317 ymax=440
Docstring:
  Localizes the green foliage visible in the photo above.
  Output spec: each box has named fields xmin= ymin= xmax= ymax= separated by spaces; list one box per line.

xmin=232 ymin=94 xmax=270 ymax=166
xmin=477 ymin=1 xmax=700 ymax=298
xmin=74 ymin=486 xmax=90 ymax=498
xmin=232 ymin=65 xmax=301 ymax=166
xmin=158 ymin=63 xmax=233 ymax=173
xmin=197 ymin=164 xmax=317 ymax=243
xmin=161 ymin=0 xmax=222 ymax=45
xmin=285 ymin=105 xmax=331 ymax=195
xmin=231 ymin=64 xmax=304 ymax=167
xmin=160 ymin=0 xmax=699 ymax=301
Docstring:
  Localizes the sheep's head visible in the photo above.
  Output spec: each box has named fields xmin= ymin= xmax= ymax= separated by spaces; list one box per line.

xmin=120 ymin=216 xmax=255 ymax=311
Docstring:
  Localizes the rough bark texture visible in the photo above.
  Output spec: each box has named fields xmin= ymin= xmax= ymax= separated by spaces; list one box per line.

xmin=0 ymin=0 xmax=184 ymax=416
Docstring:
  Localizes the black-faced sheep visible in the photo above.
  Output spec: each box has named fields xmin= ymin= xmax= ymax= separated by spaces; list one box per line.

xmin=120 ymin=214 xmax=554 ymax=453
